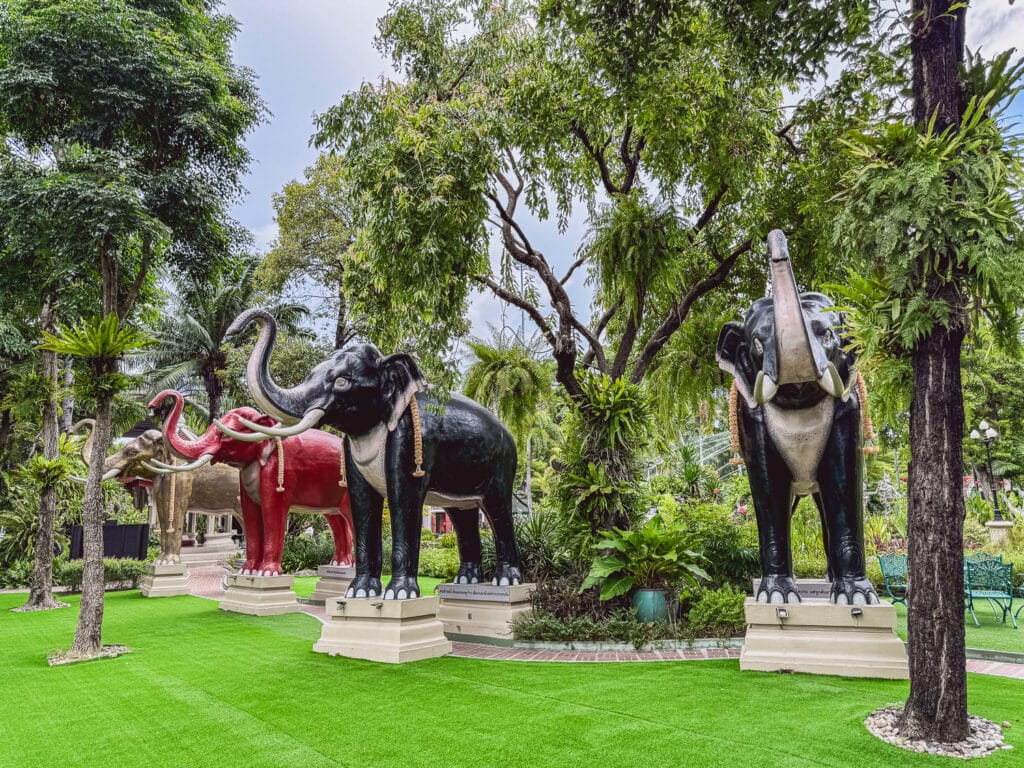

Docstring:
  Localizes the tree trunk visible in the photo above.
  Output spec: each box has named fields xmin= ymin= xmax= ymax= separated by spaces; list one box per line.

xmin=899 ymin=0 xmax=969 ymax=743
xmin=71 ymin=373 xmax=114 ymax=654
xmin=16 ymin=301 xmax=68 ymax=612
xmin=60 ymin=355 xmax=75 ymax=433
xmin=335 ymin=278 xmax=348 ymax=350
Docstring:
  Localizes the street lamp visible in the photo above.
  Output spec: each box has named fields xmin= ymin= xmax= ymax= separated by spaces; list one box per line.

xmin=970 ymin=420 xmax=1003 ymax=522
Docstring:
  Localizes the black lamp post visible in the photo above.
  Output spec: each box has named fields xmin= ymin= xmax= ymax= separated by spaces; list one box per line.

xmin=970 ymin=420 xmax=1003 ymax=522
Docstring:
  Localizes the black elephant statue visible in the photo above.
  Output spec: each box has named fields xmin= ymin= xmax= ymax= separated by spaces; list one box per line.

xmin=717 ymin=230 xmax=879 ymax=606
xmin=218 ymin=308 xmax=522 ymax=600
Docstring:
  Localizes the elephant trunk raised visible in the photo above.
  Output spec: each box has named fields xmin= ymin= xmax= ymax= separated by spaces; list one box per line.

xmin=754 ymin=231 xmax=846 ymax=405
xmin=70 ymin=419 xmax=126 ymax=482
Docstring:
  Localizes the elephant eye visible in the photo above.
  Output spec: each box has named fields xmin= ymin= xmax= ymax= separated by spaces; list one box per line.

xmin=333 ymin=377 xmax=352 ymax=392
xmin=823 ymin=329 xmax=835 ymax=344
xmin=752 ymin=338 xmax=764 ymax=358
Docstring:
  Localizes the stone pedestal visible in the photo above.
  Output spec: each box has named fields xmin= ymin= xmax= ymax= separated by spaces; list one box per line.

xmin=307 ymin=565 xmax=356 ymax=604
xmin=200 ymin=530 xmax=237 ymax=552
xmin=313 ymin=595 xmax=452 ymax=663
xmin=740 ymin=598 xmax=908 ymax=679
xmin=219 ymin=574 xmax=301 ymax=616
xmin=139 ymin=562 xmax=190 ymax=598
xmin=436 ymin=583 xmax=535 ymax=645
xmin=985 ymin=519 xmax=1015 ymax=546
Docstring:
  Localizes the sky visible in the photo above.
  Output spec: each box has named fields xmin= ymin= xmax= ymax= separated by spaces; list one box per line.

xmin=221 ymin=0 xmax=1024 ymax=342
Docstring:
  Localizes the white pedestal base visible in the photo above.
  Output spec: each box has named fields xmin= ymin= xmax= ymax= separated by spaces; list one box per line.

xmin=985 ymin=519 xmax=1014 ymax=545
xmin=313 ymin=595 xmax=452 ymax=663
xmin=308 ymin=565 xmax=355 ymax=604
xmin=219 ymin=574 xmax=301 ymax=616
xmin=140 ymin=563 xmax=190 ymax=598
xmin=740 ymin=598 xmax=908 ymax=679
xmin=436 ymin=583 xmax=535 ymax=645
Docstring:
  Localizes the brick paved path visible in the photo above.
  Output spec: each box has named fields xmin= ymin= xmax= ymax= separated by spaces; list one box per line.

xmin=185 ymin=568 xmax=1024 ymax=673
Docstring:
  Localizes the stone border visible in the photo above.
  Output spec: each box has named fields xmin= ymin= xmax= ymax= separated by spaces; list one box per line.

xmin=514 ymin=637 xmax=744 ymax=652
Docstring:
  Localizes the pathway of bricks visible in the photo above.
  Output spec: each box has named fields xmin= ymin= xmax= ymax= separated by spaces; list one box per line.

xmin=186 ymin=566 xmax=1024 ymax=674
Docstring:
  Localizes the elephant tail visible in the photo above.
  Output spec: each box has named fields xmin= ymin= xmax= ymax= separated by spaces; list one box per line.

xmin=728 ymin=381 xmax=745 ymax=466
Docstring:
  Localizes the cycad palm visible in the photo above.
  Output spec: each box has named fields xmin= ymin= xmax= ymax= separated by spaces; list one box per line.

xmin=142 ymin=257 xmax=308 ymax=422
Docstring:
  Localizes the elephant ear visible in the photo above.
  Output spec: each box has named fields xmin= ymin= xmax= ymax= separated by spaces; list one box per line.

xmin=716 ymin=322 xmax=757 ymax=408
xmin=380 ymin=353 xmax=426 ymax=432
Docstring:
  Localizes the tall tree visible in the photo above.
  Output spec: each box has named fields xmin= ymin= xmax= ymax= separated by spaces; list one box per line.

xmin=833 ymin=8 xmax=1024 ymax=742
xmin=143 ymin=256 xmax=307 ymax=422
xmin=0 ymin=0 xmax=263 ymax=657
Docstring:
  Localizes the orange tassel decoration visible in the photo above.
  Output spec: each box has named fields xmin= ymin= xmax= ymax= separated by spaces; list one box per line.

xmin=856 ymin=372 xmax=880 ymax=455
xmin=728 ymin=381 xmax=744 ymax=466
xmin=410 ymin=397 xmax=425 ymax=478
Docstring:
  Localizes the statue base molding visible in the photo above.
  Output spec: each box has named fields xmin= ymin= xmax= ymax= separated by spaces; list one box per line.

xmin=139 ymin=562 xmax=190 ymax=598
xmin=218 ymin=573 xmax=301 ymax=616
xmin=307 ymin=565 xmax=355 ymax=605
xmin=313 ymin=595 xmax=452 ymax=663
xmin=437 ymin=582 xmax=535 ymax=645
xmin=985 ymin=519 xmax=1014 ymax=546
xmin=740 ymin=597 xmax=908 ymax=679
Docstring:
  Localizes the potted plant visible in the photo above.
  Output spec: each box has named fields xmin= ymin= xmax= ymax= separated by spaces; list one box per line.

xmin=581 ymin=516 xmax=708 ymax=621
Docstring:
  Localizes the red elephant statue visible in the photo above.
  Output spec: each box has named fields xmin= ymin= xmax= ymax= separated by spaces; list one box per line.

xmin=147 ymin=390 xmax=354 ymax=576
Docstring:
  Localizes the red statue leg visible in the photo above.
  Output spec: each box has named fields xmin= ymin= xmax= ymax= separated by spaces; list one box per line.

xmin=325 ymin=513 xmax=355 ymax=566
xmin=259 ymin=475 xmax=289 ymax=576
xmin=239 ymin=491 xmax=262 ymax=575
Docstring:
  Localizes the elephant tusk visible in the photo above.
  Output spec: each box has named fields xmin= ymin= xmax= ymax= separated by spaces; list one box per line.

xmin=140 ymin=461 xmax=176 ymax=475
xmin=237 ymin=408 xmax=325 ymax=438
xmin=214 ymin=419 xmax=274 ymax=442
xmin=817 ymin=361 xmax=845 ymax=399
xmin=101 ymin=467 xmax=123 ymax=482
xmin=149 ymin=454 xmax=213 ymax=472
xmin=753 ymin=371 xmax=779 ymax=405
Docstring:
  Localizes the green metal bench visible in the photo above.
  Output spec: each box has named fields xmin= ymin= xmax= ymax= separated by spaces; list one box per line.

xmin=965 ymin=559 xmax=1017 ymax=629
xmin=878 ymin=553 xmax=907 ymax=605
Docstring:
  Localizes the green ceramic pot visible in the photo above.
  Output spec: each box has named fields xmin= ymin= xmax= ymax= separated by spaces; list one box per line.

xmin=632 ymin=588 xmax=669 ymax=622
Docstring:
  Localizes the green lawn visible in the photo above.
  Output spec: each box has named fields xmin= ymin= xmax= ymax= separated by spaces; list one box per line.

xmin=290 ymin=575 xmax=445 ymax=599
xmin=3 ymin=592 xmax=1023 ymax=768
xmin=893 ymin=603 xmax=1024 ymax=655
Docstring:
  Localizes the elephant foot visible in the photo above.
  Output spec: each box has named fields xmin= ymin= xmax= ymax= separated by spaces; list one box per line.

xmin=383 ymin=576 xmax=420 ymax=600
xmin=240 ymin=559 xmax=258 ymax=575
xmin=491 ymin=563 xmax=522 ymax=587
xmin=330 ymin=557 xmax=355 ymax=567
xmin=454 ymin=562 xmax=483 ymax=584
xmin=345 ymin=575 xmax=382 ymax=598
xmin=755 ymin=575 xmax=801 ymax=604
xmin=257 ymin=562 xmax=283 ymax=577
xmin=830 ymin=577 xmax=880 ymax=605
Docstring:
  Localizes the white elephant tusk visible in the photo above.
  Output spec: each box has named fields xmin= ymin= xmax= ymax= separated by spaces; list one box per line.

xmin=101 ymin=467 xmax=123 ymax=482
xmin=140 ymin=461 xmax=176 ymax=475
xmin=753 ymin=371 xmax=779 ymax=405
xmin=237 ymin=408 xmax=325 ymax=438
xmin=817 ymin=361 xmax=845 ymax=399
xmin=149 ymin=453 xmax=213 ymax=472
xmin=214 ymin=419 xmax=274 ymax=442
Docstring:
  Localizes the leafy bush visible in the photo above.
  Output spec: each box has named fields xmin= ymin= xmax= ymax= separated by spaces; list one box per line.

xmin=514 ymin=510 xmax=572 ymax=582
xmin=512 ymin=608 xmax=666 ymax=648
xmin=0 ymin=558 xmax=34 ymax=588
xmin=685 ymin=585 xmax=746 ymax=637
xmin=528 ymin=566 xmax=628 ymax=621
xmin=55 ymin=558 xmax=147 ymax=591
xmin=675 ymin=502 xmax=759 ymax=589
xmin=418 ymin=546 xmax=460 ymax=580
xmin=280 ymin=535 xmax=334 ymax=573
xmin=437 ymin=532 xmax=458 ymax=549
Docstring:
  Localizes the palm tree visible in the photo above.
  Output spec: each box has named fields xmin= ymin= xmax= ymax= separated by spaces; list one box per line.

xmin=142 ymin=256 xmax=308 ymax=422
xmin=463 ymin=332 xmax=554 ymax=513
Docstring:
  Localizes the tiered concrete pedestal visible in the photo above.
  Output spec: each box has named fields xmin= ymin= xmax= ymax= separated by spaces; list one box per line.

xmin=740 ymin=597 xmax=908 ymax=679
xmin=436 ymin=583 xmax=535 ymax=645
xmin=313 ymin=596 xmax=452 ymax=663
xmin=307 ymin=565 xmax=355 ymax=604
xmin=140 ymin=563 xmax=190 ymax=598
xmin=218 ymin=574 xmax=301 ymax=616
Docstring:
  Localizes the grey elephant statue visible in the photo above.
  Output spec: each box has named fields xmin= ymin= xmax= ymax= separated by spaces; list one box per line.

xmin=215 ymin=308 xmax=522 ymax=600
xmin=716 ymin=230 xmax=879 ymax=605
xmin=71 ymin=420 xmax=241 ymax=565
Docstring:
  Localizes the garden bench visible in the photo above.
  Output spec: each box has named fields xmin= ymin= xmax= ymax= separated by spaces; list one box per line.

xmin=965 ymin=559 xmax=1016 ymax=629
xmin=877 ymin=554 xmax=907 ymax=605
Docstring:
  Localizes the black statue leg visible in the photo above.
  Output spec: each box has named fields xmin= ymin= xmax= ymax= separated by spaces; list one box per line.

xmin=480 ymin=485 xmax=521 ymax=586
xmin=811 ymin=493 xmax=835 ymax=583
xmin=344 ymin=445 xmax=384 ymax=599
xmin=383 ymin=426 xmax=427 ymax=599
xmin=739 ymin=405 xmax=801 ymax=603
xmin=817 ymin=399 xmax=878 ymax=605
xmin=447 ymin=507 xmax=483 ymax=584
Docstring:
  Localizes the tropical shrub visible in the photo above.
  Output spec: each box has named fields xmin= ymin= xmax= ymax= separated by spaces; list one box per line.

xmin=685 ymin=585 xmax=746 ymax=637
xmin=675 ymin=502 xmax=758 ymax=589
xmin=514 ymin=510 xmax=572 ymax=582
xmin=417 ymin=546 xmax=460 ymax=580
xmin=280 ymin=535 xmax=335 ymax=573
xmin=0 ymin=558 xmax=34 ymax=588
xmin=55 ymin=558 xmax=147 ymax=591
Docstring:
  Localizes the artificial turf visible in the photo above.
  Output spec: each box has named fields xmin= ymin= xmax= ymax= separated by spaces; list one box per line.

xmin=893 ymin=602 xmax=1024 ymax=655
xmin=3 ymin=592 xmax=1022 ymax=768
